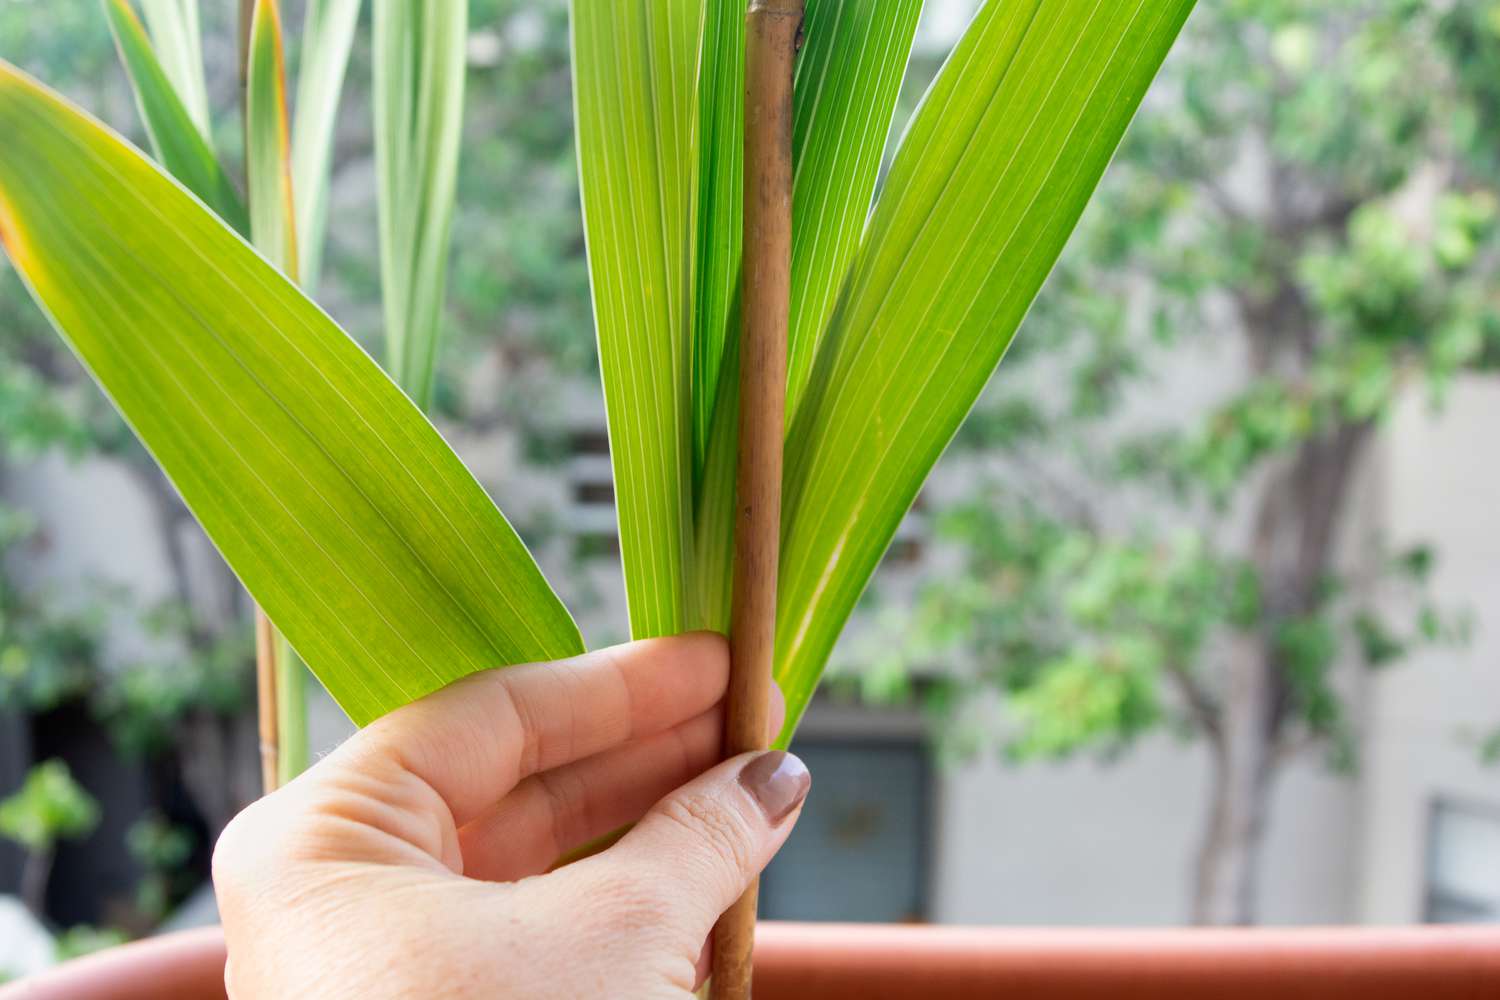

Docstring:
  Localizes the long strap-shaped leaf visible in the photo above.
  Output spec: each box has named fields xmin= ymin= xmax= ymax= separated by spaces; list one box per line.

xmin=373 ymin=0 xmax=467 ymax=409
xmin=691 ymin=0 xmax=924 ymax=631
xmin=245 ymin=0 xmax=298 ymax=278
xmin=773 ymin=0 xmax=1196 ymax=740
xmin=690 ymin=0 xmax=745 ymax=478
xmin=0 ymin=61 xmax=584 ymax=726
xmin=138 ymin=0 xmax=211 ymax=140
xmin=571 ymin=0 xmax=702 ymax=640
xmin=785 ymin=0 xmax=923 ymax=418
xmin=104 ymin=0 xmax=249 ymax=234
xmin=291 ymin=0 xmax=361 ymax=293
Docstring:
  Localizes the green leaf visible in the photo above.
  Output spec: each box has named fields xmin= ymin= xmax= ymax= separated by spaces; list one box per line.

xmin=291 ymin=0 xmax=361 ymax=293
xmin=0 ymin=60 xmax=584 ymax=726
xmin=773 ymin=0 xmax=1197 ymax=740
xmin=373 ymin=0 xmax=467 ymax=409
xmin=691 ymin=0 xmax=744 ymax=476
xmin=245 ymin=0 xmax=298 ymax=277
xmin=0 ymin=760 xmax=99 ymax=852
xmin=785 ymin=0 xmax=924 ymax=418
xmin=691 ymin=0 xmax=926 ymax=631
xmin=692 ymin=0 xmax=924 ymax=465
xmin=571 ymin=0 xmax=701 ymax=639
xmin=137 ymin=0 xmax=211 ymax=140
xmin=104 ymin=0 xmax=248 ymax=234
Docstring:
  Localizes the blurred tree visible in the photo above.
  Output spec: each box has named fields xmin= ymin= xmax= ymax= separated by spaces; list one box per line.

xmin=125 ymin=813 xmax=196 ymax=922
xmin=448 ymin=0 xmax=592 ymax=385
xmin=0 ymin=760 xmax=99 ymax=916
xmin=849 ymin=0 xmax=1499 ymax=924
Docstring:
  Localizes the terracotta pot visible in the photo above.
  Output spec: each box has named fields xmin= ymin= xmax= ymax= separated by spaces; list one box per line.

xmin=5 ymin=922 xmax=1499 ymax=999
xmin=0 ymin=926 xmax=228 ymax=1000
xmin=753 ymin=923 xmax=1500 ymax=999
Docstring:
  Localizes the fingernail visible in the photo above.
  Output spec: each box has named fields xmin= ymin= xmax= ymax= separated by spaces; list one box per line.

xmin=738 ymin=750 xmax=810 ymax=824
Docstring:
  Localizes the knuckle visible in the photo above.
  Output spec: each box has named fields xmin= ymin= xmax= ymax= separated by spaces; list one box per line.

xmin=211 ymin=800 xmax=266 ymax=894
xmin=657 ymin=790 xmax=757 ymax=885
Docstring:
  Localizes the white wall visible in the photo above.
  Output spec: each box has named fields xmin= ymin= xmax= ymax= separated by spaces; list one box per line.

xmin=930 ymin=735 xmax=1359 ymax=925
xmin=1355 ymin=377 xmax=1500 ymax=923
xmin=2 ymin=453 xmax=177 ymax=663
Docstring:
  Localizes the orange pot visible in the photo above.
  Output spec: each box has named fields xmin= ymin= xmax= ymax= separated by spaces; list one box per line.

xmin=753 ymin=923 xmax=1500 ymax=999
xmin=5 ymin=922 xmax=1499 ymax=999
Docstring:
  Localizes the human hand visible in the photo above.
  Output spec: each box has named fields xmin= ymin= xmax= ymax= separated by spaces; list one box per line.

xmin=212 ymin=633 xmax=808 ymax=999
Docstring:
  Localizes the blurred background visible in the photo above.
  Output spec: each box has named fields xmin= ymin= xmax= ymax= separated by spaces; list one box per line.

xmin=1 ymin=0 xmax=1498 ymax=979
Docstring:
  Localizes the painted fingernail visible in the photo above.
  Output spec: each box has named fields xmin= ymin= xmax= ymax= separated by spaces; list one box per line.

xmin=738 ymin=750 xmax=810 ymax=824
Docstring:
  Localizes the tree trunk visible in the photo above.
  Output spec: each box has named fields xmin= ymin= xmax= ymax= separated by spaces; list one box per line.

xmin=19 ymin=845 xmax=53 ymax=918
xmin=1192 ymin=631 xmax=1277 ymax=925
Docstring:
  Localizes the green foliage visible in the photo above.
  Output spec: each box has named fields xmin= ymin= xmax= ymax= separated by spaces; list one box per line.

xmin=0 ymin=761 xmax=100 ymax=853
xmin=96 ymin=607 xmax=254 ymax=753
xmin=860 ymin=0 xmax=1492 ymax=767
xmin=0 ymin=508 xmax=247 ymax=754
xmin=126 ymin=813 xmax=195 ymax=920
xmin=289 ymin=0 xmax=360 ymax=292
xmin=0 ymin=266 xmax=112 ymax=460
xmin=0 ymin=0 xmax=1197 ymax=748
xmin=53 ymin=925 xmax=129 ymax=962
xmin=0 ymin=58 xmax=584 ymax=724
xmin=848 ymin=499 xmax=1244 ymax=758
xmin=573 ymin=0 xmax=1195 ymax=742
xmin=445 ymin=0 xmax=594 ymax=383
xmin=104 ymin=0 xmax=247 ymax=234
xmin=1481 ymin=726 xmax=1500 ymax=767
xmin=135 ymin=0 xmax=210 ymax=139
xmin=245 ymin=0 xmax=298 ymax=277
xmin=373 ymin=0 xmax=468 ymax=408
xmin=0 ymin=509 xmax=106 ymax=712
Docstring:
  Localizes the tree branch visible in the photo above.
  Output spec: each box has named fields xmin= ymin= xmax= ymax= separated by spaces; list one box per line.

xmin=1168 ymin=661 xmax=1222 ymax=743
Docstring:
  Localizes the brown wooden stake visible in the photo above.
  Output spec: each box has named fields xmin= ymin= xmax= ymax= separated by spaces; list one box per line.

xmin=710 ymin=2 xmax=801 ymax=998
xmin=254 ymin=608 xmax=279 ymax=792
xmin=241 ymin=0 xmax=282 ymax=796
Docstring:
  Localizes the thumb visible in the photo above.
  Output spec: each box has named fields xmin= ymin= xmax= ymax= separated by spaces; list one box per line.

xmin=582 ymin=750 xmax=810 ymax=948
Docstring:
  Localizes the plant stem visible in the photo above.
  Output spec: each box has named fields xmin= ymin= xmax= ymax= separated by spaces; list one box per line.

xmin=241 ymin=0 xmax=308 ymax=793
xmin=709 ymin=3 xmax=801 ymax=997
xmin=275 ymin=631 xmax=309 ymax=786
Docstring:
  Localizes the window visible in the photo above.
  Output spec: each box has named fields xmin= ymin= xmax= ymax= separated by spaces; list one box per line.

xmin=1425 ymin=797 xmax=1500 ymax=924
xmin=759 ymin=722 xmax=932 ymax=923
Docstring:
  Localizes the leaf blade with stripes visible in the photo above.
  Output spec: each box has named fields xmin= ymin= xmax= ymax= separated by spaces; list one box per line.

xmin=138 ymin=0 xmax=211 ymax=140
xmin=571 ymin=0 xmax=702 ymax=640
xmin=373 ymin=0 xmax=467 ymax=409
xmin=691 ymin=0 xmax=925 ymax=632
xmin=773 ymin=0 xmax=1198 ymax=740
xmin=690 ymin=0 xmax=745 ymax=478
xmin=785 ymin=0 xmax=923 ymax=419
xmin=104 ymin=0 xmax=248 ymax=234
xmin=246 ymin=0 xmax=298 ymax=277
xmin=291 ymin=0 xmax=361 ymax=293
xmin=0 ymin=59 xmax=584 ymax=726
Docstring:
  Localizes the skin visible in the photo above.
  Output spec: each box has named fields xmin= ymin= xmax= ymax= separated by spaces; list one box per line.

xmin=213 ymin=632 xmax=808 ymax=999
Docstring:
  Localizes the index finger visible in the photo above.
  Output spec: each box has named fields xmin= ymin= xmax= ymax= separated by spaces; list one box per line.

xmin=351 ymin=632 xmax=730 ymax=827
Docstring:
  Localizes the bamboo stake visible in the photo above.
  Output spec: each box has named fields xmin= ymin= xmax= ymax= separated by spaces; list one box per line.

xmin=254 ymin=607 xmax=279 ymax=792
xmin=710 ymin=3 xmax=801 ymax=998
